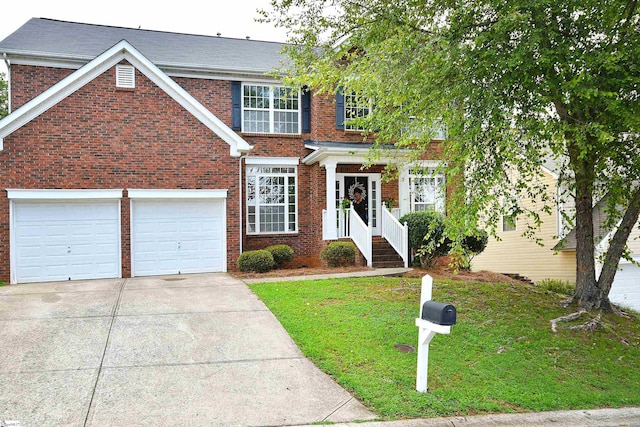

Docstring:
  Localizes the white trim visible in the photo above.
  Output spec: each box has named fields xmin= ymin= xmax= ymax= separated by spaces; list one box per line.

xmin=9 ymin=200 xmax=15 ymax=284
xmin=245 ymin=157 xmax=299 ymax=166
xmin=6 ymin=189 xmax=124 ymax=200
xmin=127 ymin=189 xmax=228 ymax=199
xmin=541 ymin=165 xmax=559 ymax=180
xmin=303 ymin=145 xmax=415 ymax=166
xmin=0 ymin=40 xmax=253 ymax=157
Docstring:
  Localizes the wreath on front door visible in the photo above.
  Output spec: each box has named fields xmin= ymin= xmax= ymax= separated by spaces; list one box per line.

xmin=347 ymin=182 xmax=367 ymax=202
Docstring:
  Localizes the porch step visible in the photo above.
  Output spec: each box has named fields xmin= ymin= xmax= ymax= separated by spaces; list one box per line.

xmin=372 ymin=236 xmax=405 ymax=268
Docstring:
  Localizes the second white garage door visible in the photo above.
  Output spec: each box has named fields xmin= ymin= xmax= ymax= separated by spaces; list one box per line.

xmin=131 ymin=199 xmax=226 ymax=276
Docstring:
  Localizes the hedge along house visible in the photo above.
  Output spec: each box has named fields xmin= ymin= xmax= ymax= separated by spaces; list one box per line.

xmin=0 ymin=18 xmax=446 ymax=284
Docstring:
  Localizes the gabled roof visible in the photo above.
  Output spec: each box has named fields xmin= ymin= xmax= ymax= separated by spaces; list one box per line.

xmin=0 ymin=39 xmax=253 ymax=156
xmin=303 ymin=140 xmax=411 ymax=165
xmin=554 ymin=196 xmax=613 ymax=251
xmin=0 ymin=18 xmax=289 ymax=76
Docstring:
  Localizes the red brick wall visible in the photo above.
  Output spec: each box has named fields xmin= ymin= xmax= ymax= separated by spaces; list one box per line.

xmin=10 ymin=65 xmax=74 ymax=109
xmin=310 ymin=93 xmax=372 ymax=143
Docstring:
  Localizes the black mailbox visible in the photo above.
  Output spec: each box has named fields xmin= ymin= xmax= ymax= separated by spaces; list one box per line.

xmin=421 ymin=301 xmax=456 ymax=326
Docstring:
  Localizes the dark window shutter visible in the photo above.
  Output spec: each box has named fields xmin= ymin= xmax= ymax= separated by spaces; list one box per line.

xmin=232 ymin=81 xmax=241 ymax=131
xmin=301 ymin=88 xmax=311 ymax=133
xmin=335 ymin=87 xmax=345 ymax=130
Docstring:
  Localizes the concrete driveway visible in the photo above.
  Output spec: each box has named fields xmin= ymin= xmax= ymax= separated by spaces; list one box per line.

xmin=0 ymin=273 xmax=376 ymax=426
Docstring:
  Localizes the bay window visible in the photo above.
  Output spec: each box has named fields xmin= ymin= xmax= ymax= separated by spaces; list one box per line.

xmin=246 ymin=160 xmax=298 ymax=234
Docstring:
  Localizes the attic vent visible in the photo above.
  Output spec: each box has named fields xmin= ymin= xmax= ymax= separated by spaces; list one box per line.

xmin=116 ymin=65 xmax=135 ymax=88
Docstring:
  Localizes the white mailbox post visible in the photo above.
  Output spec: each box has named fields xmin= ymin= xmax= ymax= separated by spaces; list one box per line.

xmin=415 ymin=274 xmax=455 ymax=392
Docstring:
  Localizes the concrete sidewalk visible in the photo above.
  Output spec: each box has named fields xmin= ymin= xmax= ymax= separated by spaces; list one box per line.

xmin=0 ymin=273 xmax=375 ymax=426
xmin=241 ymin=267 xmax=412 ymax=284
xmin=313 ymin=407 xmax=640 ymax=427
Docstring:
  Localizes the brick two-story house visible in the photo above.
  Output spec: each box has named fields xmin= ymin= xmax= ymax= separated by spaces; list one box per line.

xmin=0 ymin=18 xmax=445 ymax=284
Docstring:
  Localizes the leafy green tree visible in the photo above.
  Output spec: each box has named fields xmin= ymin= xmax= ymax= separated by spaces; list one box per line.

xmin=262 ymin=0 xmax=640 ymax=311
xmin=0 ymin=72 xmax=7 ymax=119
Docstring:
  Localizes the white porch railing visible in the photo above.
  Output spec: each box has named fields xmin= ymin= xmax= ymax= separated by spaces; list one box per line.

xmin=381 ymin=203 xmax=409 ymax=268
xmin=338 ymin=208 xmax=351 ymax=238
xmin=349 ymin=205 xmax=373 ymax=267
xmin=322 ymin=208 xmax=353 ymax=239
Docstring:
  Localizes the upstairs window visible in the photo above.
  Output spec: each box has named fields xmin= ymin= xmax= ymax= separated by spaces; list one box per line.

xmin=242 ymin=85 xmax=300 ymax=134
xmin=409 ymin=168 xmax=445 ymax=212
xmin=344 ymin=92 xmax=372 ymax=131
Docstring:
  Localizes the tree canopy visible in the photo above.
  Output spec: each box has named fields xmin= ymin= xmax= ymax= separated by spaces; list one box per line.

xmin=262 ymin=0 xmax=640 ymax=310
xmin=0 ymin=72 xmax=7 ymax=119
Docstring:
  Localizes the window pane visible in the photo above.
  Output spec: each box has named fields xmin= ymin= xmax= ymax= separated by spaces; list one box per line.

xmin=244 ymin=85 xmax=270 ymax=109
xmin=244 ymin=110 xmax=270 ymax=133
xmin=260 ymin=206 xmax=285 ymax=232
xmin=274 ymin=111 xmax=299 ymax=134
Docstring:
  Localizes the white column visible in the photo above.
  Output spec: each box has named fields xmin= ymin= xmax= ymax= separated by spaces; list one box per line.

xmin=324 ymin=160 xmax=338 ymax=240
xmin=398 ymin=166 xmax=411 ymax=217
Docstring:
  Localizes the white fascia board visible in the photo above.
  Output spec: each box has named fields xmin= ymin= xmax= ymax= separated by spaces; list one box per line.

xmin=303 ymin=146 xmax=415 ymax=166
xmin=541 ymin=165 xmax=559 ymax=180
xmin=245 ymin=157 xmax=299 ymax=166
xmin=128 ymin=189 xmax=228 ymax=199
xmin=0 ymin=40 xmax=253 ymax=157
xmin=7 ymin=189 xmax=124 ymax=199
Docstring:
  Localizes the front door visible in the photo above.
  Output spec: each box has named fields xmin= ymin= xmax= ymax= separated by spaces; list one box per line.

xmin=336 ymin=174 xmax=381 ymax=235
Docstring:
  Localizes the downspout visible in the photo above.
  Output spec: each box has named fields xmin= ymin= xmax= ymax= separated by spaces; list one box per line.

xmin=2 ymin=53 xmax=10 ymax=113
xmin=239 ymin=154 xmax=247 ymax=255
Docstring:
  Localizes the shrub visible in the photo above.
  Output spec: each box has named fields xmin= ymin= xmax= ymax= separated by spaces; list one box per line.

xmin=237 ymin=250 xmax=275 ymax=273
xmin=265 ymin=244 xmax=294 ymax=268
xmin=460 ymin=230 xmax=489 ymax=269
xmin=537 ymin=278 xmax=575 ymax=296
xmin=399 ymin=211 xmax=451 ymax=267
xmin=320 ymin=241 xmax=357 ymax=267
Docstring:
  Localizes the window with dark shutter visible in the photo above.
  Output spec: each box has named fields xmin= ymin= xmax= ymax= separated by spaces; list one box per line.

xmin=335 ymin=88 xmax=345 ymax=130
xmin=301 ymin=88 xmax=311 ymax=133
xmin=231 ymin=81 xmax=242 ymax=130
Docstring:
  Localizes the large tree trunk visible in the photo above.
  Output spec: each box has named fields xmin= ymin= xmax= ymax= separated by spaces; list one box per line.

xmin=572 ymin=168 xmax=599 ymax=310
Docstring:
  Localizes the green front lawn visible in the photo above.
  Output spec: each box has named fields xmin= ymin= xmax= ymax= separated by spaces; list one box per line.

xmin=249 ymin=277 xmax=640 ymax=419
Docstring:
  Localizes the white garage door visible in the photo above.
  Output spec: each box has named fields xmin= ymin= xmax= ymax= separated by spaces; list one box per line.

xmin=131 ymin=199 xmax=226 ymax=276
xmin=611 ymin=260 xmax=640 ymax=313
xmin=12 ymin=200 xmax=121 ymax=283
